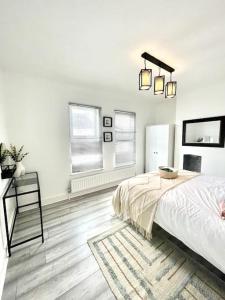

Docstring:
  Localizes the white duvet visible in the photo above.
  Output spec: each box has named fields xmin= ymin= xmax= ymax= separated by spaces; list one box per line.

xmin=155 ymin=175 xmax=225 ymax=273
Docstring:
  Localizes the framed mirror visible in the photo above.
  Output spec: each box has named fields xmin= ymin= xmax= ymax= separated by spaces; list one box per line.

xmin=182 ymin=116 xmax=225 ymax=147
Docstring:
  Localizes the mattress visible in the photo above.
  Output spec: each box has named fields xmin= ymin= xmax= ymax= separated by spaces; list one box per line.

xmin=155 ymin=175 xmax=225 ymax=273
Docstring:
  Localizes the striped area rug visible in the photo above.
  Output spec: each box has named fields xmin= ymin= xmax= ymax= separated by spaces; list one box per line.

xmin=88 ymin=224 xmax=225 ymax=300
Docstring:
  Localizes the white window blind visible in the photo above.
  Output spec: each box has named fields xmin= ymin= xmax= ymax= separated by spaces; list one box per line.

xmin=69 ymin=103 xmax=103 ymax=173
xmin=115 ymin=110 xmax=136 ymax=167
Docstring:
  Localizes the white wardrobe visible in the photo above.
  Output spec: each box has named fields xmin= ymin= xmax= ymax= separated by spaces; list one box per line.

xmin=145 ymin=124 xmax=174 ymax=172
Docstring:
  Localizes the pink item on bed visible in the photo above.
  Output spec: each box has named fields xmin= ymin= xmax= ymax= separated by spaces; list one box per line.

xmin=220 ymin=201 xmax=225 ymax=219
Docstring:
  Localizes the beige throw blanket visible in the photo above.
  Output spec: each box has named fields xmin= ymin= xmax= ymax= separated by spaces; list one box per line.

xmin=112 ymin=170 xmax=198 ymax=237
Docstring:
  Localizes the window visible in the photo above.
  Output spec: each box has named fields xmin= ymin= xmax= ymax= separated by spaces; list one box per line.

xmin=69 ymin=103 xmax=103 ymax=173
xmin=114 ymin=110 xmax=136 ymax=167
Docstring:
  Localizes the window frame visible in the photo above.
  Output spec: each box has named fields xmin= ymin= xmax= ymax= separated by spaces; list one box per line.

xmin=114 ymin=110 xmax=136 ymax=168
xmin=69 ymin=102 xmax=104 ymax=175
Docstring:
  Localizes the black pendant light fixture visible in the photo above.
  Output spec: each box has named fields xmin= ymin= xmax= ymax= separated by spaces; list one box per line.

xmin=139 ymin=52 xmax=176 ymax=99
xmin=165 ymin=73 xmax=177 ymax=98
xmin=139 ymin=59 xmax=152 ymax=90
xmin=154 ymin=67 xmax=165 ymax=95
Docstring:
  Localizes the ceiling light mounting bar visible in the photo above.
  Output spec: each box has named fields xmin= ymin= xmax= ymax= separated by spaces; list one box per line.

xmin=141 ymin=52 xmax=175 ymax=73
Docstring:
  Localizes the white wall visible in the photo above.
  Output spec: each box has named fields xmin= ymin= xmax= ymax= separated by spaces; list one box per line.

xmin=0 ymin=73 xmax=8 ymax=149
xmin=153 ymin=100 xmax=176 ymax=125
xmin=0 ymin=71 xmax=15 ymax=299
xmin=175 ymin=81 xmax=225 ymax=176
xmin=2 ymin=72 xmax=156 ymax=204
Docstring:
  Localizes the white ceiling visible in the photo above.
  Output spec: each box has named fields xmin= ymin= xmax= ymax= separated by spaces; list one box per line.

xmin=0 ymin=0 xmax=224 ymax=95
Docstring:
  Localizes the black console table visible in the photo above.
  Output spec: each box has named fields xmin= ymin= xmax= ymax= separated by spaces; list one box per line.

xmin=2 ymin=172 xmax=44 ymax=256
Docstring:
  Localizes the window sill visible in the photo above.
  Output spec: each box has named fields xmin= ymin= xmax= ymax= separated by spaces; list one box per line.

xmin=113 ymin=163 xmax=136 ymax=170
xmin=70 ymin=164 xmax=136 ymax=178
xmin=70 ymin=168 xmax=104 ymax=178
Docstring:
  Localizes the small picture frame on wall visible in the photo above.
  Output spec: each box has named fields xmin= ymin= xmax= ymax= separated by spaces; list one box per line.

xmin=103 ymin=116 xmax=112 ymax=127
xmin=103 ymin=132 xmax=113 ymax=142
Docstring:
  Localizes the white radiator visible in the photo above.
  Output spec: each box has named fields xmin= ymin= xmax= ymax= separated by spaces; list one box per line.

xmin=71 ymin=167 xmax=136 ymax=194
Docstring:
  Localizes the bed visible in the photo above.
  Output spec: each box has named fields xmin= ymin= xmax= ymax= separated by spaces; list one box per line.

xmin=113 ymin=171 xmax=225 ymax=273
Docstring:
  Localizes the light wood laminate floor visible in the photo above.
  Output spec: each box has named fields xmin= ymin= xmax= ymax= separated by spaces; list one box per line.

xmin=2 ymin=188 xmax=118 ymax=300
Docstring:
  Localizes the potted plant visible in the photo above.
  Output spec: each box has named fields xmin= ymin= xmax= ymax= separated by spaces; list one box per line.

xmin=0 ymin=143 xmax=8 ymax=178
xmin=8 ymin=145 xmax=28 ymax=178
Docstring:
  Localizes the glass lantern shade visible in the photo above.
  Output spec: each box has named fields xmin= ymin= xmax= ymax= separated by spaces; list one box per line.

xmin=165 ymin=81 xmax=177 ymax=98
xmin=154 ymin=75 xmax=165 ymax=95
xmin=139 ymin=69 xmax=152 ymax=90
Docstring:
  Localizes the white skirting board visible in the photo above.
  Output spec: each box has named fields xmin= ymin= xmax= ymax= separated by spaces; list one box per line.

xmin=43 ymin=167 xmax=136 ymax=206
xmin=42 ymin=182 xmax=117 ymax=206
